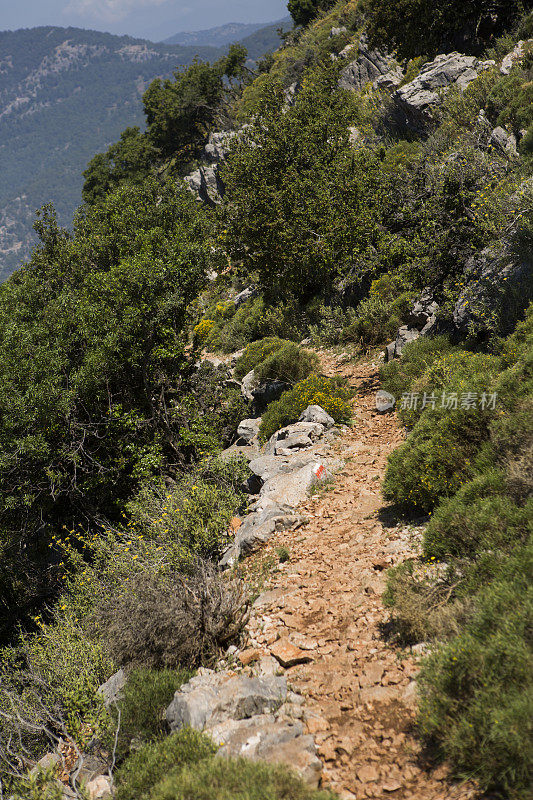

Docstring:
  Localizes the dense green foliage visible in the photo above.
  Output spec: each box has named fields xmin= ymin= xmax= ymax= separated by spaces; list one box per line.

xmin=288 ymin=0 xmax=336 ymax=27
xmin=2 ymin=0 xmax=533 ymax=795
xmin=365 ymin=0 xmax=532 ymax=58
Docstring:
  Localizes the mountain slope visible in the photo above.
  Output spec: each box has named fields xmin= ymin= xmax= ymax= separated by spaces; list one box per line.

xmin=0 ymin=27 xmax=223 ymax=280
xmin=162 ymin=21 xmax=269 ymax=47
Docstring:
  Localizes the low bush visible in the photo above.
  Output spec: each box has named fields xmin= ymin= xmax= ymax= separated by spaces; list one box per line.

xmin=94 ymin=561 xmax=249 ymax=669
xmin=255 ymin=343 xmax=319 ymax=385
xmin=380 ymin=336 xmax=457 ymax=413
xmin=343 ymin=291 xmax=413 ymax=347
xmin=384 ymin=560 xmax=474 ymax=644
xmin=259 ymin=374 xmax=352 ymax=441
xmin=234 ymin=337 xmax=287 ymax=378
xmin=126 ymin=475 xmax=241 ymax=565
xmin=112 ymin=667 xmax=192 ymax=759
xmin=424 ymin=471 xmax=533 ymax=559
xmin=383 ymin=408 xmax=489 ymax=512
xmin=150 ymin=756 xmax=337 ymax=800
xmin=418 ymin=539 xmax=533 ymax=799
xmin=115 ymin=728 xmax=217 ymax=800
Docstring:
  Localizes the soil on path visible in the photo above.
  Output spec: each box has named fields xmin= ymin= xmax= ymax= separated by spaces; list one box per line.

xmin=243 ymin=353 xmax=479 ymax=800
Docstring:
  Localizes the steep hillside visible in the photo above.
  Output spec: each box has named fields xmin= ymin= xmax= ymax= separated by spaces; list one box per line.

xmin=0 ymin=2 xmax=532 ymax=799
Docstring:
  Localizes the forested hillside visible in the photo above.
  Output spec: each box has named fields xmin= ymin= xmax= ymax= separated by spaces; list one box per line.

xmin=0 ymin=1 xmax=532 ymax=799
xmin=0 ymin=22 xmax=285 ymax=280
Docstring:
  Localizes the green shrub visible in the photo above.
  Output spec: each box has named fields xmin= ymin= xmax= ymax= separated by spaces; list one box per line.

xmin=380 ymin=336 xmax=457 ymax=413
xmin=208 ymin=296 xmax=267 ymax=352
xmin=384 ymin=560 xmax=474 ymax=644
xmin=126 ymin=475 xmax=240 ymax=565
xmin=234 ymin=337 xmax=286 ymax=378
xmin=255 ymin=343 xmax=319 ymax=385
xmin=383 ymin=408 xmax=489 ymax=512
xmin=150 ymin=756 xmax=337 ymax=800
xmin=115 ymin=728 xmax=217 ymax=800
xmin=418 ymin=539 xmax=533 ymax=799
xmin=260 ymin=374 xmax=352 ymax=441
xmin=424 ymin=471 xmax=533 ymax=559
xmin=343 ymin=291 xmax=413 ymax=347
xmin=112 ymin=667 xmax=192 ymax=759
xmin=93 ymin=562 xmax=249 ymax=669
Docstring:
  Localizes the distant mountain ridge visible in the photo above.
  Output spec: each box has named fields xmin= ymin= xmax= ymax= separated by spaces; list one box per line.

xmin=162 ymin=21 xmax=270 ymax=47
xmin=0 ymin=19 xmax=288 ymax=280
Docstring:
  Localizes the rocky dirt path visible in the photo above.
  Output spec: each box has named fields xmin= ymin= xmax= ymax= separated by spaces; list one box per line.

xmin=242 ymin=353 xmax=479 ymax=800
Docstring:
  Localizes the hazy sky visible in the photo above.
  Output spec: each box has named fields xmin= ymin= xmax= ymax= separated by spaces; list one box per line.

xmin=0 ymin=0 xmax=289 ymax=41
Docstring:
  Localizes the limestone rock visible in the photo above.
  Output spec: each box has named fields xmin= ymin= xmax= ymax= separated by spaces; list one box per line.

xmin=237 ymin=418 xmax=261 ymax=444
xmin=500 ymin=40 xmax=531 ymax=75
xmin=298 ymin=405 xmax=335 ymax=428
xmin=270 ymin=637 xmax=313 ymax=668
xmin=97 ymin=669 xmax=126 ymax=708
xmin=234 ymin=286 xmax=258 ymax=307
xmin=490 ymin=126 xmax=519 ymax=158
xmin=339 ymin=36 xmax=399 ymax=92
xmin=165 ymin=672 xmax=287 ymax=732
xmin=252 ymin=380 xmax=289 ymax=412
xmin=265 ymin=422 xmax=325 ymax=456
xmin=393 ymin=52 xmax=493 ymax=131
xmin=453 ymin=243 xmax=533 ymax=337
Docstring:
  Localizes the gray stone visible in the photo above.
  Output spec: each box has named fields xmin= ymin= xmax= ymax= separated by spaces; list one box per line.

xmin=500 ymin=40 xmax=530 ymax=75
xmin=237 ymin=418 xmax=261 ymax=444
xmin=406 ymin=287 xmax=439 ymax=329
xmin=339 ymin=35 xmax=397 ymax=92
xmin=393 ymin=52 xmax=493 ymax=131
xmin=265 ymin=422 xmax=325 ymax=455
xmin=204 ymin=130 xmax=236 ymax=162
xmin=97 ymin=669 xmax=126 ymax=708
xmin=241 ymin=369 xmax=257 ymax=401
xmin=249 ymin=453 xmax=316 ymax=482
xmin=330 ymin=26 xmax=347 ymax=38
xmin=219 ymin=504 xmax=297 ymax=566
xmin=258 ymin=460 xmax=324 ymax=510
xmin=374 ymin=66 xmax=404 ymax=90
xmin=219 ymin=441 xmax=260 ymax=463
xmin=298 ymin=405 xmax=335 ymax=428
xmin=490 ymin=126 xmax=519 ymax=158
xmin=85 ymin=776 xmax=113 ymax=800
xmin=184 ymin=165 xmax=225 ymax=205
xmin=165 ymin=672 xmax=287 ymax=732
xmin=234 ymin=286 xmax=258 ymax=307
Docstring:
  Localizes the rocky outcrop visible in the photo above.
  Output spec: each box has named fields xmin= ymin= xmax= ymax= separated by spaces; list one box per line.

xmin=500 ymin=40 xmax=532 ymax=75
xmin=384 ymin=288 xmax=439 ymax=361
xmin=220 ymin=406 xmax=341 ymax=567
xmin=184 ymin=130 xmax=236 ymax=205
xmin=165 ymin=669 xmax=321 ymax=786
xmin=339 ymin=35 xmax=402 ymax=92
xmin=392 ymin=52 xmax=494 ymax=131
xmin=452 ymin=243 xmax=533 ymax=337
xmin=490 ymin=126 xmax=519 ymax=159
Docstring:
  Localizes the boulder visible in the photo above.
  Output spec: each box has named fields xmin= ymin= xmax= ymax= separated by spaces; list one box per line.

xmin=184 ymin=165 xmax=225 ymax=206
xmin=165 ymin=672 xmax=287 ymax=732
xmin=241 ymin=370 xmax=257 ymax=401
xmin=249 ymin=453 xmax=316 ymax=482
xmin=339 ymin=35 xmax=399 ymax=92
xmin=237 ymin=418 xmax=261 ymax=444
xmin=258 ymin=460 xmax=326 ymax=510
xmin=265 ymin=422 xmax=325 ymax=456
xmin=234 ymin=286 xmax=258 ymax=307
xmin=500 ymin=40 xmax=531 ymax=75
xmin=204 ymin=130 xmax=236 ymax=163
xmin=219 ymin=504 xmax=302 ymax=566
xmin=490 ymin=126 xmax=519 ymax=158
xmin=298 ymin=405 xmax=335 ymax=428
xmin=97 ymin=669 xmax=126 ymax=708
xmin=384 ymin=288 xmax=439 ymax=361
xmin=393 ymin=52 xmax=493 ymax=131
